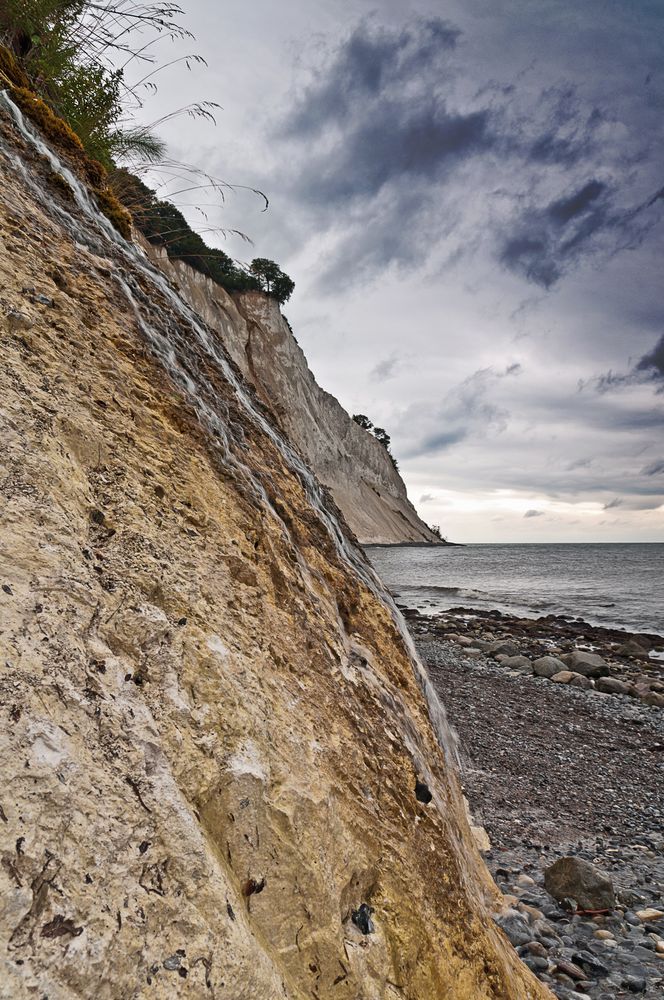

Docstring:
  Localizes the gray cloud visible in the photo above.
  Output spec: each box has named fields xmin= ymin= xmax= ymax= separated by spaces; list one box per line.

xmin=567 ymin=457 xmax=593 ymax=470
xmin=642 ymin=459 xmax=664 ymax=476
xmin=499 ymin=179 xmax=614 ymax=288
xmin=419 ymin=493 xmax=436 ymax=502
xmin=370 ymin=352 xmax=401 ymax=382
xmin=275 ymin=14 xmax=664 ymax=293
xmin=284 ymin=18 xmax=461 ymax=139
xmin=524 ymin=509 xmax=544 ymax=518
xmin=604 ymin=497 xmax=623 ymax=510
xmin=401 ymin=366 xmax=510 ymax=458
xmin=275 ymin=17 xmax=500 ymax=283
xmin=637 ymin=333 xmax=664 ymax=380
xmin=584 ymin=328 xmax=664 ymax=395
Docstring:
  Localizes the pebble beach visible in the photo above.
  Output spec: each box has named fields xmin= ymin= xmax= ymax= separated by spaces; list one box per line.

xmin=406 ymin=605 xmax=664 ymax=999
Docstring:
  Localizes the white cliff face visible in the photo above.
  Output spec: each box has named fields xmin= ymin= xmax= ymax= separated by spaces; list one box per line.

xmin=147 ymin=251 xmax=440 ymax=545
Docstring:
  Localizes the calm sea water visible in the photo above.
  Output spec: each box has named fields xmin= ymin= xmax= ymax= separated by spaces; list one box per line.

xmin=366 ymin=543 xmax=664 ymax=635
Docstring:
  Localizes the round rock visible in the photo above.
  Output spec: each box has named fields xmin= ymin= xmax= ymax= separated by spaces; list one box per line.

xmin=544 ymin=856 xmax=615 ymax=912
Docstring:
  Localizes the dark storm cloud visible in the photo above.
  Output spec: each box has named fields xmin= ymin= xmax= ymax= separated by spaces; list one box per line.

xmin=525 ymin=88 xmax=602 ymax=168
xmin=296 ymin=103 xmax=491 ymax=206
xmin=283 ymin=17 xmax=492 ymax=215
xmin=590 ymin=330 xmax=664 ymax=395
xmin=277 ymin=15 xmax=663 ymax=292
xmin=501 ymin=172 xmax=664 ymax=289
xmin=499 ymin=179 xmax=613 ymax=288
xmin=637 ymin=333 xmax=664 ymax=379
xmin=277 ymin=17 xmax=500 ymax=281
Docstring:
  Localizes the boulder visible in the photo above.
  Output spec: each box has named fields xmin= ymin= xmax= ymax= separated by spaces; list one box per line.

xmin=492 ymin=909 xmax=533 ymax=947
xmin=562 ymin=650 xmax=609 ymax=677
xmin=569 ymin=673 xmax=593 ymax=690
xmin=641 ymin=691 xmax=664 ymax=708
xmin=544 ymin=857 xmax=615 ymax=912
xmin=596 ymin=676 xmax=632 ymax=696
xmin=533 ymin=655 xmax=566 ymax=678
xmin=471 ymin=825 xmax=491 ymax=853
xmin=501 ymin=655 xmax=532 ymax=672
xmin=488 ymin=640 xmax=520 ymax=657
xmin=550 ymin=670 xmax=576 ymax=684
xmin=616 ymin=638 xmax=650 ymax=658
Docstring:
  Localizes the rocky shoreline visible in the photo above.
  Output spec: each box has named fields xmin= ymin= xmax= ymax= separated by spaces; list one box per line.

xmin=402 ymin=604 xmax=664 ymax=708
xmin=405 ymin=606 xmax=664 ymax=999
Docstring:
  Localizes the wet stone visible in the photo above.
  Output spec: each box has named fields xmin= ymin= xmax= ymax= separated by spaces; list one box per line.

xmin=351 ymin=903 xmax=374 ymax=935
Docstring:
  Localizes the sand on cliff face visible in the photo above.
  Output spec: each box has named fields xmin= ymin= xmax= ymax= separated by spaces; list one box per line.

xmin=0 ymin=109 xmax=549 ymax=999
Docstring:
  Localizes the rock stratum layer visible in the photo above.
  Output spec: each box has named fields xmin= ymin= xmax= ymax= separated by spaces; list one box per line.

xmin=0 ymin=97 xmax=547 ymax=999
xmin=149 ymin=250 xmax=439 ymax=546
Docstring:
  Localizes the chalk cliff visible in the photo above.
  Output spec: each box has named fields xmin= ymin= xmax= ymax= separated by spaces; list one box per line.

xmin=0 ymin=94 xmax=547 ymax=999
xmin=147 ymin=250 xmax=440 ymax=545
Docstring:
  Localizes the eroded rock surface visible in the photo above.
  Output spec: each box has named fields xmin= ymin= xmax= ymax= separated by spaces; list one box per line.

xmin=0 ymin=106 xmax=546 ymax=998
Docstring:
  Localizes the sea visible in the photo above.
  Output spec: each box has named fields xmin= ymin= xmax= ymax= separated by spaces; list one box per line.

xmin=366 ymin=543 xmax=664 ymax=636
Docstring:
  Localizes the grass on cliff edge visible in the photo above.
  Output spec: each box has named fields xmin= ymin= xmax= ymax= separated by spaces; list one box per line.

xmin=0 ymin=3 xmax=294 ymax=302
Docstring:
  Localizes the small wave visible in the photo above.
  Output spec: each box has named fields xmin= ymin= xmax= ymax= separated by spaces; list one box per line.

xmin=457 ymin=588 xmax=493 ymax=600
xmin=402 ymin=584 xmax=492 ymax=600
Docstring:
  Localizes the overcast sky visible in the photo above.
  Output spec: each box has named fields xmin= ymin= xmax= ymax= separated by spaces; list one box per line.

xmin=133 ymin=0 xmax=664 ymax=543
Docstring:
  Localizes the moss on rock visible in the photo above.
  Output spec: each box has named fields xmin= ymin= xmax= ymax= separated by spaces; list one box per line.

xmin=0 ymin=44 xmax=30 ymax=90
xmin=1 ymin=63 xmax=131 ymax=239
xmin=94 ymin=187 xmax=132 ymax=240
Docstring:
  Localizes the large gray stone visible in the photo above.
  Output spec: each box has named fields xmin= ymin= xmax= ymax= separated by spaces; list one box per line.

xmin=500 ymin=655 xmax=532 ymax=672
xmin=568 ymin=673 xmax=593 ymax=690
xmin=533 ymin=655 xmax=566 ymax=678
xmin=488 ymin=640 xmax=520 ymax=658
xmin=640 ymin=690 xmax=664 ymax=708
xmin=596 ymin=676 xmax=632 ymax=696
xmin=562 ymin=650 xmax=609 ymax=678
xmin=492 ymin=909 xmax=533 ymax=947
xmin=616 ymin=638 xmax=650 ymax=658
xmin=544 ymin=857 xmax=615 ymax=911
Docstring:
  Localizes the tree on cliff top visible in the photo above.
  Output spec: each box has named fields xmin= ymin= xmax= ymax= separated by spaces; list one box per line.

xmin=352 ymin=414 xmax=373 ymax=430
xmin=250 ymin=258 xmax=295 ymax=305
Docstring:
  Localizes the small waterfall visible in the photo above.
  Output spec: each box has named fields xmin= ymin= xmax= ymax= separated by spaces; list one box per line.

xmin=0 ymin=89 xmax=458 ymax=766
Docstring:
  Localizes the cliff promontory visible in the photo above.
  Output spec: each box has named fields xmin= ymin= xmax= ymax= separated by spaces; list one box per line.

xmin=148 ymin=251 xmax=440 ymax=545
xmin=0 ymin=94 xmax=546 ymax=999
